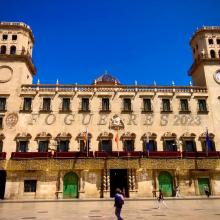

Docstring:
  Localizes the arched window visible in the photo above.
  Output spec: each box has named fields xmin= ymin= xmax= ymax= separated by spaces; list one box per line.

xmin=208 ymin=39 xmax=214 ymax=45
xmin=0 ymin=45 xmax=6 ymax=54
xmin=210 ymin=50 xmax=216 ymax=58
xmin=10 ymin=46 xmax=16 ymax=55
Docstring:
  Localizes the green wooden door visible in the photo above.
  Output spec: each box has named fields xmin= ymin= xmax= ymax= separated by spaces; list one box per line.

xmin=158 ymin=171 xmax=173 ymax=197
xmin=198 ymin=178 xmax=210 ymax=195
xmin=63 ymin=172 xmax=78 ymax=198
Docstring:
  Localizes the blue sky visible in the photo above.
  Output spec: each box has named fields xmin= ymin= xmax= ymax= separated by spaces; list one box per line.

xmin=1 ymin=0 xmax=220 ymax=85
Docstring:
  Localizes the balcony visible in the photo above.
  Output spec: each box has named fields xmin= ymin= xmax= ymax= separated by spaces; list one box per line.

xmin=143 ymin=151 xmax=181 ymax=158
xmin=181 ymin=151 xmax=220 ymax=158
xmin=182 ymin=151 xmax=197 ymax=158
xmin=196 ymin=151 xmax=220 ymax=158
xmin=53 ymin=151 xmax=94 ymax=158
xmin=0 ymin=152 xmax=6 ymax=159
xmin=11 ymin=152 xmax=52 ymax=159
xmin=94 ymin=151 xmax=142 ymax=158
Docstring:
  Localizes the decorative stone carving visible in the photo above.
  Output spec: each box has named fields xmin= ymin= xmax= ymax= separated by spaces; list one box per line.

xmin=5 ymin=112 xmax=18 ymax=128
xmin=121 ymin=132 xmax=136 ymax=140
xmin=181 ymin=132 xmax=196 ymax=139
xmin=55 ymin=132 xmax=72 ymax=140
xmin=109 ymin=114 xmax=124 ymax=130
xmin=35 ymin=132 xmax=52 ymax=140
xmin=141 ymin=132 xmax=157 ymax=140
xmin=98 ymin=132 xmax=113 ymax=140
xmin=0 ymin=66 xmax=13 ymax=83
xmin=199 ymin=132 xmax=214 ymax=139
xmin=162 ymin=132 xmax=177 ymax=139
xmin=15 ymin=132 xmax=32 ymax=140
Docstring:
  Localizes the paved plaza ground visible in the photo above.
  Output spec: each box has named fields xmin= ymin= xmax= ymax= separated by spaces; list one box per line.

xmin=0 ymin=198 xmax=220 ymax=220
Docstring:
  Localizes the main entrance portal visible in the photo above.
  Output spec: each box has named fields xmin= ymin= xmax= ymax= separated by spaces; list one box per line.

xmin=63 ymin=172 xmax=78 ymax=198
xmin=0 ymin=170 xmax=6 ymax=199
xmin=110 ymin=169 xmax=129 ymax=197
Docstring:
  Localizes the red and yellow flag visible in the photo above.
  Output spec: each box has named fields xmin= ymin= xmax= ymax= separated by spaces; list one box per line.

xmin=115 ymin=128 xmax=119 ymax=147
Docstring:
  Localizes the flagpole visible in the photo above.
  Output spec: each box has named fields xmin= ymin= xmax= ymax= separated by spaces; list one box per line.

xmin=206 ymin=127 xmax=209 ymax=157
xmin=86 ymin=128 xmax=89 ymax=158
xmin=117 ymin=128 xmax=119 ymax=157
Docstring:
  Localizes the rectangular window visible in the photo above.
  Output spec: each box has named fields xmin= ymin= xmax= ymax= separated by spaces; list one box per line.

xmin=0 ymin=140 xmax=3 ymax=152
xmin=217 ymin=39 xmax=220 ymax=45
xmin=0 ymin=117 xmax=3 ymax=129
xmin=2 ymin=35 xmax=8 ymax=40
xmin=143 ymin=99 xmax=152 ymax=112
xmin=23 ymin=98 xmax=32 ymax=111
xmin=184 ymin=140 xmax=195 ymax=152
xmin=198 ymin=99 xmax=207 ymax=112
xmin=123 ymin=140 xmax=134 ymax=152
xmin=123 ymin=98 xmax=132 ymax=111
xmin=102 ymin=98 xmax=110 ymax=111
xmin=12 ymin=35 xmax=17 ymax=41
xmin=81 ymin=98 xmax=89 ymax=111
xmin=202 ymin=140 xmax=215 ymax=152
xmin=58 ymin=140 xmax=69 ymax=152
xmin=38 ymin=141 xmax=48 ymax=152
xmin=100 ymin=140 xmax=112 ymax=152
xmin=164 ymin=140 xmax=176 ymax=151
xmin=180 ymin=99 xmax=189 ymax=111
xmin=42 ymin=98 xmax=51 ymax=111
xmin=162 ymin=99 xmax=171 ymax=112
xmin=62 ymin=98 xmax=70 ymax=111
xmin=17 ymin=141 xmax=28 ymax=152
xmin=80 ymin=139 xmax=90 ymax=152
xmin=143 ymin=140 xmax=156 ymax=151
xmin=208 ymin=39 xmax=214 ymax=45
xmin=24 ymin=180 xmax=37 ymax=192
xmin=0 ymin=98 xmax=6 ymax=111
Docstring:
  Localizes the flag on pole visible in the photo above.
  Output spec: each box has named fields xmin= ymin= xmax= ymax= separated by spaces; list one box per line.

xmin=205 ymin=128 xmax=211 ymax=156
xmin=84 ymin=128 xmax=89 ymax=156
xmin=146 ymin=133 xmax=150 ymax=157
xmin=83 ymin=129 xmax=87 ymax=145
xmin=115 ymin=128 xmax=119 ymax=148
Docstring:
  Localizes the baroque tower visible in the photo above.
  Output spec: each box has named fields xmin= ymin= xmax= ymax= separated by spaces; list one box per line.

xmin=0 ymin=22 xmax=36 ymax=93
xmin=189 ymin=26 xmax=220 ymax=148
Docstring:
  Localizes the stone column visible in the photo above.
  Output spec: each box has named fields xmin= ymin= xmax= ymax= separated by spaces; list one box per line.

xmin=129 ymin=169 xmax=137 ymax=198
xmin=102 ymin=169 xmax=110 ymax=198
xmin=78 ymin=170 xmax=86 ymax=198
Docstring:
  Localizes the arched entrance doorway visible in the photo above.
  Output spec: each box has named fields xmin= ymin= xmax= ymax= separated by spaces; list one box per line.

xmin=0 ymin=170 xmax=6 ymax=199
xmin=158 ymin=171 xmax=173 ymax=197
xmin=198 ymin=178 xmax=211 ymax=195
xmin=63 ymin=172 xmax=78 ymax=198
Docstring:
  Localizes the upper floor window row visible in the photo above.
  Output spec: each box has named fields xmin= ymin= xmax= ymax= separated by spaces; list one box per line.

xmin=210 ymin=49 xmax=220 ymax=58
xmin=0 ymin=45 xmax=16 ymax=55
xmin=208 ymin=38 xmax=220 ymax=45
xmin=17 ymin=97 xmax=209 ymax=114
xmin=1 ymin=34 xmax=17 ymax=41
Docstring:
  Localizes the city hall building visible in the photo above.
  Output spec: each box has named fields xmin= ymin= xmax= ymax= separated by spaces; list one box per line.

xmin=0 ymin=22 xmax=220 ymax=200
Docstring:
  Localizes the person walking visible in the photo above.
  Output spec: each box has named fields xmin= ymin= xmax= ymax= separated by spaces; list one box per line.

xmin=114 ymin=188 xmax=124 ymax=220
xmin=204 ymin=186 xmax=210 ymax=198
xmin=156 ymin=189 xmax=168 ymax=209
xmin=175 ymin=185 xmax=181 ymax=198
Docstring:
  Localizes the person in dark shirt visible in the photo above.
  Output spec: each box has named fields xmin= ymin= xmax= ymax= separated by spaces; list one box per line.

xmin=114 ymin=188 xmax=124 ymax=220
xmin=156 ymin=189 xmax=168 ymax=209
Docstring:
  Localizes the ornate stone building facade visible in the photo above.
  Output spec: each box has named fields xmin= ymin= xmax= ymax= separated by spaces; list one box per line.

xmin=0 ymin=22 xmax=220 ymax=199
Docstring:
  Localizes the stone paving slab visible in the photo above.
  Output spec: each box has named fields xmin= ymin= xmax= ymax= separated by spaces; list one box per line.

xmin=0 ymin=199 xmax=220 ymax=219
